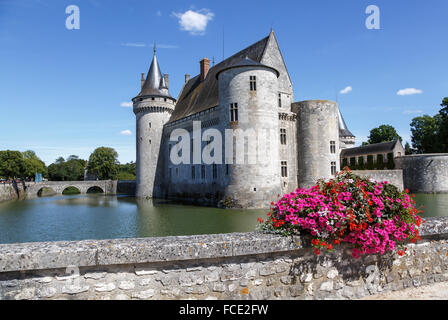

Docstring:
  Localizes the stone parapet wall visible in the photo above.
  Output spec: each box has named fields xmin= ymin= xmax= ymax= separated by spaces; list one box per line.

xmin=0 ymin=182 xmax=25 ymax=203
xmin=395 ymin=154 xmax=448 ymax=193
xmin=352 ymin=170 xmax=404 ymax=191
xmin=0 ymin=217 xmax=447 ymax=300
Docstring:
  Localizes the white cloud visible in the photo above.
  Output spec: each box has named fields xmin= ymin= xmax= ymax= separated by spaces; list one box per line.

xmin=121 ymin=42 xmax=146 ymax=48
xmin=402 ymin=109 xmax=423 ymax=115
xmin=340 ymin=86 xmax=352 ymax=94
xmin=397 ymin=88 xmax=423 ymax=96
xmin=172 ymin=9 xmax=214 ymax=35
xmin=120 ymin=130 xmax=132 ymax=136
xmin=120 ymin=43 xmax=178 ymax=49
xmin=120 ymin=102 xmax=133 ymax=107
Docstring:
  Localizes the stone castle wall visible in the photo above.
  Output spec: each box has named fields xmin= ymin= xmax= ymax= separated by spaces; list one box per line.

xmin=1 ymin=217 xmax=447 ymax=300
xmin=294 ymin=100 xmax=340 ymax=188
xmin=352 ymin=170 xmax=404 ymax=191
xmin=395 ymin=154 xmax=448 ymax=193
xmin=0 ymin=182 xmax=25 ymax=203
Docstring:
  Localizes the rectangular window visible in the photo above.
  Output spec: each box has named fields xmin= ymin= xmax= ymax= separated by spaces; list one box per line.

xmin=226 ymin=164 xmax=230 ymax=176
xmin=278 ymin=93 xmax=282 ymax=108
xmin=230 ymin=103 xmax=238 ymax=122
xmin=249 ymin=76 xmax=257 ymax=91
xmin=201 ymin=165 xmax=205 ymax=180
xmin=331 ymin=162 xmax=337 ymax=175
xmin=169 ymin=168 xmax=172 ymax=180
xmin=280 ymin=128 xmax=287 ymax=145
xmin=149 ymin=123 xmax=151 ymax=128
xmin=281 ymin=161 xmax=288 ymax=178
xmin=191 ymin=166 xmax=195 ymax=179
xmin=330 ymin=141 xmax=336 ymax=154
xmin=175 ymin=167 xmax=179 ymax=176
xmin=213 ymin=164 xmax=217 ymax=179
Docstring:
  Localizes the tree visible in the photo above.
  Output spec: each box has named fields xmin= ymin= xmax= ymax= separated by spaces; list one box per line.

xmin=0 ymin=150 xmax=25 ymax=179
xmin=117 ymin=161 xmax=137 ymax=180
xmin=22 ymin=151 xmax=47 ymax=178
xmin=410 ymin=114 xmax=442 ymax=154
xmin=404 ymin=142 xmax=414 ymax=155
xmin=367 ymin=125 xmax=402 ymax=144
xmin=437 ymin=97 xmax=448 ymax=152
xmin=47 ymin=155 xmax=85 ymax=181
xmin=87 ymin=147 xmax=119 ymax=180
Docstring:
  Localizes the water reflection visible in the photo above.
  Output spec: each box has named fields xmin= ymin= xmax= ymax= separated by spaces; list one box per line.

xmin=0 ymin=193 xmax=445 ymax=244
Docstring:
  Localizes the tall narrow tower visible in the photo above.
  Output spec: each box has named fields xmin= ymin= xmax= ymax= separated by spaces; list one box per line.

xmin=132 ymin=46 xmax=175 ymax=198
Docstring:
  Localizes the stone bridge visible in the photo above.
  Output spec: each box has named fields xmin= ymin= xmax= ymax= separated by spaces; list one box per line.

xmin=25 ymin=180 xmax=118 ymax=197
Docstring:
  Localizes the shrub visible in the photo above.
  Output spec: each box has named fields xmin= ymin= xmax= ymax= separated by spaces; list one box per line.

xmin=357 ymin=156 xmax=365 ymax=170
xmin=366 ymin=155 xmax=374 ymax=170
xmin=257 ymin=169 xmax=424 ymax=258
xmin=376 ymin=154 xmax=385 ymax=170
xmin=387 ymin=153 xmax=395 ymax=169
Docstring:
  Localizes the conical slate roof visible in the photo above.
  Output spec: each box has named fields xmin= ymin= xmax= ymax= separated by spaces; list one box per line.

xmin=337 ymin=107 xmax=355 ymax=137
xmin=137 ymin=51 xmax=172 ymax=98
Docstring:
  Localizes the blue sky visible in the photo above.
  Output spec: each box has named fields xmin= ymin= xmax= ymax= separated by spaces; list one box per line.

xmin=0 ymin=0 xmax=447 ymax=165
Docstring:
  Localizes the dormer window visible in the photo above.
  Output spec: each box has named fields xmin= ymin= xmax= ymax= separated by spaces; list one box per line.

xmin=249 ymin=76 xmax=256 ymax=91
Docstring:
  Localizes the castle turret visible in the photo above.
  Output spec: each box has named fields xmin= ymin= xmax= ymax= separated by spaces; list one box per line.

xmin=132 ymin=47 xmax=175 ymax=198
xmin=293 ymin=100 xmax=340 ymax=188
xmin=216 ymin=57 xmax=282 ymax=208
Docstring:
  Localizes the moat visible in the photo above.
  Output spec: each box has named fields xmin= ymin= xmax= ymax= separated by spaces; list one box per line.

xmin=0 ymin=193 xmax=446 ymax=245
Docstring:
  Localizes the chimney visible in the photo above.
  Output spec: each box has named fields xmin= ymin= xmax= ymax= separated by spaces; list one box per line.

xmin=164 ymin=74 xmax=169 ymax=90
xmin=200 ymin=58 xmax=210 ymax=81
xmin=140 ymin=73 xmax=145 ymax=89
xmin=185 ymin=74 xmax=190 ymax=84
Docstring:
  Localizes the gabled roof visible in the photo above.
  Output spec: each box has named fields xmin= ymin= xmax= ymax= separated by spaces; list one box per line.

xmin=168 ymin=32 xmax=276 ymax=123
xmin=341 ymin=139 xmax=402 ymax=158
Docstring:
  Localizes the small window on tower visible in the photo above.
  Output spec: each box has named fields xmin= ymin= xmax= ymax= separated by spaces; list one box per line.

xmin=213 ymin=164 xmax=217 ymax=179
xmin=250 ymin=76 xmax=257 ymax=91
xmin=281 ymin=161 xmax=288 ymax=178
xmin=149 ymin=123 xmax=151 ymax=128
xmin=230 ymin=103 xmax=238 ymax=122
xmin=280 ymin=128 xmax=287 ymax=145
xmin=192 ymin=166 xmax=195 ymax=179
xmin=151 ymin=97 xmax=155 ymax=101
xmin=331 ymin=162 xmax=337 ymax=175
xmin=278 ymin=93 xmax=282 ymax=108
xmin=330 ymin=141 xmax=336 ymax=154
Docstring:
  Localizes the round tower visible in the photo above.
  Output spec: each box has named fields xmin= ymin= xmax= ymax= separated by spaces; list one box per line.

xmin=216 ymin=57 xmax=282 ymax=208
xmin=293 ymin=100 xmax=340 ymax=188
xmin=132 ymin=48 xmax=175 ymax=198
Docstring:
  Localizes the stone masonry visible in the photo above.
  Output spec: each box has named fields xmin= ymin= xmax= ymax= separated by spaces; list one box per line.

xmin=1 ymin=217 xmax=447 ymax=300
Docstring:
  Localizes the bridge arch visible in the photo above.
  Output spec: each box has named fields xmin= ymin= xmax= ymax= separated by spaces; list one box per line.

xmin=37 ymin=187 xmax=57 ymax=197
xmin=62 ymin=186 xmax=81 ymax=195
xmin=86 ymin=186 xmax=104 ymax=194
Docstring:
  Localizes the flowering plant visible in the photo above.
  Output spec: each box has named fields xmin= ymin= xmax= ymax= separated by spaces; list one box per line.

xmin=257 ymin=169 xmax=424 ymax=258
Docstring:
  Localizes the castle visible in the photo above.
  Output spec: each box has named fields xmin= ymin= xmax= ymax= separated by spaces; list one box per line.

xmin=132 ymin=30 xmax=356 ymax=208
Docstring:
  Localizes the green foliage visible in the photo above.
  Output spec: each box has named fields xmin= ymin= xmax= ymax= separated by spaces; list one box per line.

xmin=404 ymin=142 xmax=414 ymax=155
xmin=376 ymin=154 xmax=385 ymax=170
xmin=366 ymin=155 xmax=374 ymax=170
xmin=438 ymin=97 xmax=448 ymax=152
xmin=62 ymin=186 xmax=81 ymax=195
xmin=386 ymin=153 xmax=395 ymax=169
xmin=357 ymin=156 xmax=365 ymax=170
xmin=341 ymin=158 xmax=348 ymax=169
xmin=349 ymin=157 xmax=356 ymax=169
xmin=48 ymin=157 xmax=85 ymax=181
xmin=117 ymin=161 xmax=136 ymax=180
xmin=410 ymin=114 xmax=442 ymax=154
xmin=368 ymin=125 xmax=402 ymax=145
xmin=87 ymin=147 xmax=119 ymax=180
xmin=0 ymin=150 xmax=25 ymax=178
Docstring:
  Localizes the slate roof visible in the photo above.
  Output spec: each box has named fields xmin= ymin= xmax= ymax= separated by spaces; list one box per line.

xmin=168 ymin=34 xmax=272 ymax=123
xmin=136 ymin=52 xmax=172 ymax=99
xmin=338 ymin=108 xmax=355 ymax=137
xmin=340 ymin=140 xmax=401 ymax=158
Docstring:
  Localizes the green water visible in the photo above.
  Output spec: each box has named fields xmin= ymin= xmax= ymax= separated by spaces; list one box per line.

xmin=0 ymin=193 xmax=446 ymax=244
xmin=0 ymin=195 xmax=266 ymax=244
